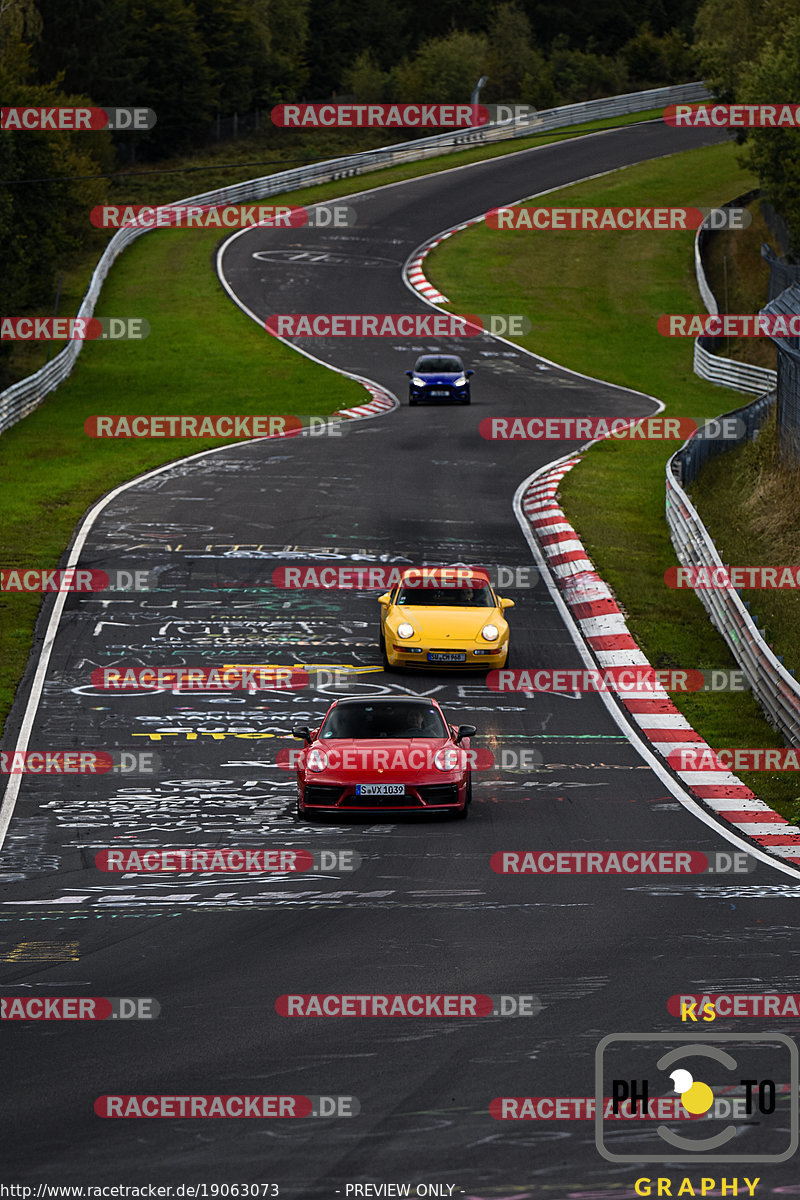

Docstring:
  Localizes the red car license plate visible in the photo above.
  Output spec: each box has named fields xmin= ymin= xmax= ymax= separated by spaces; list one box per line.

xmin=356 ymin=783 xmax=406 ymax=796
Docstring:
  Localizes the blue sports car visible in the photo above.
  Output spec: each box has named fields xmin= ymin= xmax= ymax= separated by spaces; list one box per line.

xmin=406 ymin=354 xmax=473 ymax=406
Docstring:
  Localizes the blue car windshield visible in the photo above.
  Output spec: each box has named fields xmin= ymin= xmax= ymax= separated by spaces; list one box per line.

xmin=415 ymin=358 xmax=462 ymax=373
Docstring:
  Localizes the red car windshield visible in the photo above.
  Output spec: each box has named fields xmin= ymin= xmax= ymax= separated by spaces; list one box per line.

xmin=319 ymin=704 xmax=447 ymax=740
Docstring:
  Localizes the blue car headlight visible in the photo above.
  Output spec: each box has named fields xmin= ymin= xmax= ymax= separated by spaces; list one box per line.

xmin=453 ymin=375 xmax=467 ymax=387
xmin=411 ymin=376 xmax=425 ymax=386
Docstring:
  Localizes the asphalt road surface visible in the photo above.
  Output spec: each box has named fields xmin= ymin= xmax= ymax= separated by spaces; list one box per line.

xmin=4 ymin=120 xmax=800 ymax=1196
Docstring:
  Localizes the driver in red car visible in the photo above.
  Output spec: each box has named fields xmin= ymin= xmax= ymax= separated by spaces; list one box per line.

xmin=400 ymin=708 xmax=441 ymax=737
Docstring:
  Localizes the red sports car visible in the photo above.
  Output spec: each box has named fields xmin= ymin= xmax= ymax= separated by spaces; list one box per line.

xmin=291 ymin=696 xmax=476 ymax=819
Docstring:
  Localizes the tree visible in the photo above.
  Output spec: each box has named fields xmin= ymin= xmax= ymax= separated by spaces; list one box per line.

xmin=124 ymin=0 xmax=218 ymax=157
xmin=34 ymin=0 xmax=136 ymax=107
xmin=622 ymin=23 xmax=696 ymax=89
xmin=306 ymin=0 xmax=408 ymax=98
xmin=192 ymin=0 xmax=271 ymax=114
xmin=545 ymin=33 xmax=625 ymax=103
xmin=342 ymin=50 xmax=390 ymax=102
xmin=261 ymin=0 xmax=309 ymax=101
xmin=484 ymin=2 xmax=545 ymax=103
xmin=739 ymin=14 xmax=800 ymax=251
xmin=391 ymin=30 xmax=490 ymax=104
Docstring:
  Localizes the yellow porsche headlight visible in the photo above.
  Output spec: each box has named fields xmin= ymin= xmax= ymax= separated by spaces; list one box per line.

xmin=481 ymin=624 xmax=499 ymax=641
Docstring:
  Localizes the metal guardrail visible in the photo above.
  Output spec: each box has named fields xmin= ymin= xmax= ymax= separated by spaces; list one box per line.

xmin=761 ymin=282 xmax=800 ymax=466
xmin=665 ymin=192 xmax=800 ymax=743
xmin=692 ymin=339 xmax=777 ymax=393
xmin=666 ymin=443 xmax=800 ymax=743
xmin=672 ymin=390 xmax=775 ymax=487
xmin=692 ymin=193 xmax=778 ymax=395
xmin=0 ymin=81 xmax=710 ymax=437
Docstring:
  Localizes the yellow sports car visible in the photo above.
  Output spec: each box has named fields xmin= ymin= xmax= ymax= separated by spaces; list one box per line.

xmin=378 ymin=568 xmax=514 ymax=670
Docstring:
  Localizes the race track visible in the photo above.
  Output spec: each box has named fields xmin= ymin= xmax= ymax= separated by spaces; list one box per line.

xmin=4 ymin=119 xmax=799 ymax=1194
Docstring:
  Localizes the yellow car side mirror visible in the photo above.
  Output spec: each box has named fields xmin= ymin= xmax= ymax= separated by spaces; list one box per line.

xmin=377 ymin=592 xmax=391 ymax=606
xmin=499 ymin=597 xmax=515 ymax=610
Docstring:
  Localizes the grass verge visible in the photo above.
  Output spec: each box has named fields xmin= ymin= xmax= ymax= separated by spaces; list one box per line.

xmin=427 ymin=140 xmax=800 ymax=821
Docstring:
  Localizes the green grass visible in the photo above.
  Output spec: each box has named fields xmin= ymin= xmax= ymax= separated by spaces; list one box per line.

xmin=0 ymin=107 xmax=669 ymax=729
xmin=428 ymin=140 xmax=800 ymax=820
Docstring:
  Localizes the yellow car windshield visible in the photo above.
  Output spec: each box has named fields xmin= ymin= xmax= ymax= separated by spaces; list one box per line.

xmin=396 ymin=586 xmax=494 ymax=607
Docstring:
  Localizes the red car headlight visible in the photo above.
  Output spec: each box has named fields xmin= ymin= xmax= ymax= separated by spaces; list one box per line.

xmin=434 ymin=746 xmax=464 ymax=772
xmin=306 ymin=747 xmax=329 ymax=772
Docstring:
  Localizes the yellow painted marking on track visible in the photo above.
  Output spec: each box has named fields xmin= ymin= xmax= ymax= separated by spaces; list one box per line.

xmin=1 ymin=941 xmax=80 ymax=962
